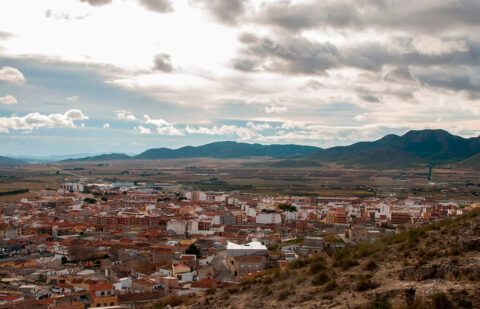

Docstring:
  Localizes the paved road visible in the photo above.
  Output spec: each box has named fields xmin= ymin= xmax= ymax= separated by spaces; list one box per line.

xmin=212 ymin=250 xmax=232 ymax=282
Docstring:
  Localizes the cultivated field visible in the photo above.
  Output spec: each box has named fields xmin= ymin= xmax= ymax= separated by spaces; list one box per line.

xmin=1 ymin=158 xmax=480 ymax=201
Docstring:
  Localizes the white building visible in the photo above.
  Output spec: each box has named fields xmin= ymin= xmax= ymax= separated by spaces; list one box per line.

xmin=226 ymin=241 xmax=268 ymax=257
xmin=256 ymin=212 xmax=282 ymax=224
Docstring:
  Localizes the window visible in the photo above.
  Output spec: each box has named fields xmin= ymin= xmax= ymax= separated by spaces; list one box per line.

xmin=101 ymin=291 xmax=104 ymax=296
xmin=110 ymin=303 xmax=114 ymax=306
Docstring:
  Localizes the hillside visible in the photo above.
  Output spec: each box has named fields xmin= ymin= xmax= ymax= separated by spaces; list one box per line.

xmin=0 ymin=156 xmax=27 ymax=165
xmin=61 ymin=153 xmax=131 ymax=162
xmin=135 ymin=142 xmax=321 ymax=159
xmin=175 ymin=209 xmax=480 ymax=309
xmin=306 ymin=129 xmax=480 ymax=169
xmin=455 ymin=153 xmax=480 ymax=171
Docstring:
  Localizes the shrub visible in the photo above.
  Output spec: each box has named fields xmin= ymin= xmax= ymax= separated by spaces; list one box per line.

xmin=288 ymin=258 xmax=309 ymax=269
xmin=355 ymin=276 xmax=378 ymax=292
xmin=311 ymin=272 xmax=330 ymax=286
xmin=431 ymin=293 xmax=454 ymax=309
xmin=309 ymin=258 xmax=327 ymax=274
xmin=205 ymin=286 xmax=216 ymax=295
xmin=277 ymin=289 xmax=291 ymax=301
xmin=371 ymin=297 xmax=391 ymax=309
xmin=261 ymin=285 xmax=272 ymax=296
xmin=448 ymin=246 xmax=460 ymax=256
xmin=152 ymin=294 xmax=191 ymax=308
xmin=322 ymin=280 xmax=337 ymax=292
xmin=364 ymin=260 xmax=378 ymax=271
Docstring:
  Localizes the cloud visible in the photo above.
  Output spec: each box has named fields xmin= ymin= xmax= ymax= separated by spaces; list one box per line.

xmin=67 ymin=95 xmax=78 ymax=101
xmin=0 ymin=31 xmax=13 ymax=40
xmin=265 ymin=104 xmax=287 ymax=114
xmin=153 ymin=53 xmax=173 ymax=72
xmin=384 ymin=67 xmax=414 ymax=83
xmin=353 ymin=114 xmax=367 ymax=122
xmin=0 ymin=67 xmax=25 ymax=84
xmin=115 ymin=110 xmax=137 ymax=121
xmin=193 ymin=0 xmax=246 ymax=25
xmin=185 ymin=124 xmax=256 ymax=139
xmin=361 ymin=95 xmax=380 ymax=103
xmin=144 ymin=115 xmax=183 ymax=135
xmin=232 ymin=33 xmax=340 ymax=75
xmin=256 ymin=0 xmax=480 ymax=34
xmin=0 ymin=95 xmax=18 ymax=105
xmin=79 ymin=0 xmax=112 ymax=6
xmin=134 ymin=125 xmax=152 ymax=134
xmin=138 ymin=0 xmax=173 ymax=13
xmin=0 ymin=109 xmax=88 ymax=133
xmin=246 ymin=122 xmax=271 ymax=131
xmin=103 ymin=123 xmax=110 ymax=128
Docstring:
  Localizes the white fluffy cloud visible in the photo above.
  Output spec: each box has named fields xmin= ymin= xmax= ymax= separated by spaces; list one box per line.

xmin=0 ymin=95 xmax=18 ymax=105
xmin=0 ymin=67 xmax=25 ymax=84
xmin=134 ymin=125 xmax=152 ymax=134
xmin=103 ymin=123 xmax=110 ymax=128
xmin=185 ymin=124 xmax=256 ymax=140
xmin=144 ymin=114 xmax=183 ymax=135
xmin=0 ymin=109 xmax=88 ymax=133
xmin=67 ymin=95 xmax=79 ymax=101
xmin=115 ymin=110 xmax=136 ymax=121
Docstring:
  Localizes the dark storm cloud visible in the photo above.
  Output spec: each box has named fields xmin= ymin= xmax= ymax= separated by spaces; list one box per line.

xmin=361 ymin=95 xmax=380 ymax=103
xmin=153 ymin=53 xmax=173 ymax=72
xmin=258 ymin=1 xmax=361 ymax=32
xmin=79 ymin=0 xmax=112 ymax=6
xmin=385 ymin=67 xmax=414 ymax=83
xmin=138 ymin=0 xmax=173 ymax=13
xmin=257 ymin=0 xmax=480 ymax=33
xmin=232 ymin=34 xmax=340 ymax=75
xmin=232 ymin=33 xmax=480 ymax=76
xmin=417 ymin=69 xmax=480 ymax=95
xmin=193 ymin=0 xmax=247 ymax=25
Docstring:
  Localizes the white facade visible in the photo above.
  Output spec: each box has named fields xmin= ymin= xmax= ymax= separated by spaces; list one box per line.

xmin=256 ymin=213 xmax=282 ymax=224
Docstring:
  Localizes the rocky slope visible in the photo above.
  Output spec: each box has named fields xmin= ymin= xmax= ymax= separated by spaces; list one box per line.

xmin=173 ymin=209 xmax=480 ymax=309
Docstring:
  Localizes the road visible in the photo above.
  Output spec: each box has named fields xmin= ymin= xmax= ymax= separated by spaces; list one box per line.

xmin=211 ymin=250 xmax=233 ymax=282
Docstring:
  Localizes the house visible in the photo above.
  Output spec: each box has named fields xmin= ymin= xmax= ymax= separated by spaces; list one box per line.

xmin=299 ymin=237 xmax=325 ymax=256
xmin=227 ymin=256 xmax=266 ymax=278
xmin=89 ymin=283 xmax=118 ymax=308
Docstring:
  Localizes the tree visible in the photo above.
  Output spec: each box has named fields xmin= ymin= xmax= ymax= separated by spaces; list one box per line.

xmin=278 ymin=204 xmax=297 ymax=212
xmin=185 ymin=244 xmax=201 ymax=258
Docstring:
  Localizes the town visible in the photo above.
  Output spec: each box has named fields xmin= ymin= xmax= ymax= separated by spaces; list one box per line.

xmin=0 ymin=181 xmax=477 ymax=308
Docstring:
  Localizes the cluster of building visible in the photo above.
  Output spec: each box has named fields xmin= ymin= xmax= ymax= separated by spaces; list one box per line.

xmin=0 ymin=182 xmax=478 ymax=308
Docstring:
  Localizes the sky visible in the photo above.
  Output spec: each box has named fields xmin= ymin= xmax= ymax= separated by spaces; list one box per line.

xmin=0 ymin=0 xmax=479 ymax=156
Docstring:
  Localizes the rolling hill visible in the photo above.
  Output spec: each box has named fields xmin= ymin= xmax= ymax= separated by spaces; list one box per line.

xmin=61 ymin=153 xmax=131 ymax=162
xmin=134 ymin=141 xmax=321 ymax=159
xmin=455 ymin=153 xmax=480 ymax=171
xmin=0 ymin=156 xmax=27 ymax=165
xmin=62 ymin=142 xmax=321 ymax=162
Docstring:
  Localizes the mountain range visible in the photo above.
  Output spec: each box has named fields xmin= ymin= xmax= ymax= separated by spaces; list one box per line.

xmin=2 ymin=129 xmax=480 ymax=170
xmin=304 ymin=129 xmax=480 ymax=169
